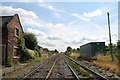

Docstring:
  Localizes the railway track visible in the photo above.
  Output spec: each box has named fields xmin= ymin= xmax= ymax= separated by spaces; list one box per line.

xmin=22 ymin=54 xmax=59 ymax=79
xmin=21 ymin=54 xmax=110 ymax=80
xmin=22 ymin=54 xmax=79 ymax=80
xmin=65 ymin=60 xmax=80 ymax=80
xmin=65 ymin=55 xmax=109 ymax=80
xmin=48 ymin=54 xmax=78 ymax=80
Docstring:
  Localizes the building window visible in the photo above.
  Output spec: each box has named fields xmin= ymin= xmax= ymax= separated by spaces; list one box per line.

xmin=15 ymin=28 xmax=19 ymax=36
xmin=13 ymin=48 xmax=18 ymax=56
xmin=13 ymin=47 xmax=20 ymax=59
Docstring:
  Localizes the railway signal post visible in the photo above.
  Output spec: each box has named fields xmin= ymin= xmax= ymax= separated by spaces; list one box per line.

xmin=107 ymin=12 xmax=114 ymax=61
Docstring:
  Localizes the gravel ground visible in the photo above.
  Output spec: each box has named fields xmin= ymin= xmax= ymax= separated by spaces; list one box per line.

xmin=77 ymin=61 xmax=120 ymax=79
xmin=2 ymin=55 xmax=53 ymax=79
xmin=65 ymin=57 xmax=96 ymax=79
xmin=27 ymin=54 xmax=75 ymax=79
xmin=49 ymin=54 xmax=74 ymax=79
xmin=65 ymin=55 xmax=120 ymax=79
xmin=28 ymin=54 xmax=58 ymax=79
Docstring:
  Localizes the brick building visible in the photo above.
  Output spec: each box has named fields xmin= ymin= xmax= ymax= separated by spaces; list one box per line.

xmin=0 ymin=14 xmax=24 ymax=65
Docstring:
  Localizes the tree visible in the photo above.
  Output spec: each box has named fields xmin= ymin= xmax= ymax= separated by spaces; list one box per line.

xmin=71 ymin=49 xmax=76 ymax=52
xmin=106 ymin=43 xmax=117 ymax=52
xmin=35 ymin=45 xmax=41 ymax=57
xmin=105 ymin=45 xmax=109 ymax=52
xmin=67 ymin=46 xmax=72 ymax=52
xmin=77 ymin=48 xmax=80 ymax=51
xmin=44 ymin=48 xmax=49 ymax=51
xmin=117 ymin=40 xmax=120 ymax=53
xmin=116 ymin=40 xmax=120 ymax=75
xmin=17 ymin=37 xmax=33 ymax=62
xmin=55 ymin=49 xmax=59 ymax=53
xmin=24 ymin=33 xmax=38 ymax=50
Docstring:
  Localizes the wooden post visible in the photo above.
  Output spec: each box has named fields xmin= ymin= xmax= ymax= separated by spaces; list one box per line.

xmin=107 ymin=12 xmax=114 ymax=61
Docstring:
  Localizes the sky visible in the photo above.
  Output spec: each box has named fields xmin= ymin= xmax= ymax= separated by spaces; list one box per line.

xmin=0 ymin=1 xmax=118 ymax=52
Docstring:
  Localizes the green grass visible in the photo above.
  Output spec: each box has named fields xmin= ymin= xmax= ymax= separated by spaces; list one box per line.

xmin=76 ymin=58 xmax=82 ymax=61
xmin=69 ymin=62 xmax=89 ymax=77
xmin=69 ymin=56 xmax=75 ymax=59
xmin=69 ymin=55 xmax=81 ymax=61
xmin=69 ymin=62 xmax=99 ymax=79
xmin=99 ymin=70 xmax=103 ymax=73
xmin=83 ymin=76 xmax=98 ymax=79
xmin=2 ymin=54 xmax=50 ymax=77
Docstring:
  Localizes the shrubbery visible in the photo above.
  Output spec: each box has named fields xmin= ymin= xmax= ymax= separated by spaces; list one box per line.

xmin=92 ymin=40 xmax=120 ymax=76
xmin=24 ymin=33 xmax=38 ymax=50
xmin=35 ymin=46 xmax=41 ymax=57
xmin=6 ymin=53 xmax=13 ymax=67
xmin=17 ymin=32 xmax=41 ymax=62
xmin=116 ymin=40 xmax=120 ymax=75
xmin=65 ymin=46 xmax=80 ymax=56
xmin=17 ymin=37 xmax=34 ymax=62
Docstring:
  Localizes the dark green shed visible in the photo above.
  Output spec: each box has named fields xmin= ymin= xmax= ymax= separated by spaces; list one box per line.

xmin=80 ymin=42 xmax=105 ymax=57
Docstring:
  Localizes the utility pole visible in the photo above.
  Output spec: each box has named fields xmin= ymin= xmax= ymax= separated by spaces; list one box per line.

xmin=107 ymin=12 xmax=114 ymax=61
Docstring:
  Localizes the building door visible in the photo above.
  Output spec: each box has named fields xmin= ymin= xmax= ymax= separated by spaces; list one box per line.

xmin=1 ymin=45 xmax=7 ymax=65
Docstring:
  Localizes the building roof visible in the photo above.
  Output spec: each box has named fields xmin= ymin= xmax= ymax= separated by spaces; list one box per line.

xmin=0 ymin=14 xmax=24 ymax=33
xmin=80 ymin=42 xmax=105 ymax=47
xmin=0 ymin=16 xmax=14 ymax=26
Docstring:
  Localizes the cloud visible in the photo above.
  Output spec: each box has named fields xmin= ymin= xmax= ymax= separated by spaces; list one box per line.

xmin=25 ymin=23 xmax=93 ymax=51
xmin=0 ymin=6 xmax=43 ymax=28
xmin=25 ymin=21 xmax=117 ymax=52
xmin=83 ymin=9 xmax=103 ymax=17
xmin=71 ymin=13 xmax=90 ymax=21
xmin=47 ymin=36 xmax=61 ymax=40
xmin=26 ymin=28 xmax=56 ymax=47
xmin=39 ymin=3 xmax=54 ymax=10
xmin=68 ymin=21 xmax=78 ymax=25
xmin=2 ymin=0 xmax=43 ymax=2
xmin=26 ymin=28 xmax=46 ymax=36
xmin=38 ymin=2 xmax=68 ymax=20
xmin=53 ymin=12 xmax=61 ymax=19
xmin=40 ymin=42 xmax=56 ymax=47
xmin=38 ymin=3 xmax=66 ymax=13
xmin=1 ymin=5 xmax=117 ymax=52
xmin=47 ymin=23 xmax=95 ymax=50
xmin=1 ymin=6 xmax=37 ymax=18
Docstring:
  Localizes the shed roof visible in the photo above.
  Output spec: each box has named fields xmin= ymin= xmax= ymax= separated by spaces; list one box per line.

xmin=80 ymin=42 xmax=105 ymax=47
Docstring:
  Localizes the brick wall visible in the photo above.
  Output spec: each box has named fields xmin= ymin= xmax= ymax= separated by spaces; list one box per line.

xmin=2 ymin=14 xmax=24 ymax=65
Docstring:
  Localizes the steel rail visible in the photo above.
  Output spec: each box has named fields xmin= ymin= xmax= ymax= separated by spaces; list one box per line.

xmin=22 ymin=55 xmax=58 ymax=80
xmin=65 ymin=55 xmax=108 ymax=80
xmin=45 ymin=55 xmax=59 ymax=80
xmin=65 ymin=60 xmax=80 ymax=80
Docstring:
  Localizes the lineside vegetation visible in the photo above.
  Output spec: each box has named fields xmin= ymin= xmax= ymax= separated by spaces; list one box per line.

xmin=92 ymin=40 xmax=120 ymax=76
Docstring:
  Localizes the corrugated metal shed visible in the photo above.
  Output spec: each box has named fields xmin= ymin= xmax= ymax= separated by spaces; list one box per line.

xmin=80 ymin=42 xmax=105 ymax=57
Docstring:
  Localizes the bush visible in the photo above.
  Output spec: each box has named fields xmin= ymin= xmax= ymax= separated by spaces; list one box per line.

xmin=34 ymin=50 xmax=40 ymax=57
xmin=35 ymin=46 xmax=41 ymax=57
xmin=70 ymin=53 xmax=80 ymax=59
xmin=5 ymin=53 xmax=12 ymax=67
xmin=24 ymin=33 xmax=38 ymax=50
xmin=116 ymin=41 xmax=120 ymax=61
xmin=17 ymin=37 xmax=34 ymax=62
xmin=116 ymin=41 xmax=120 ymax=75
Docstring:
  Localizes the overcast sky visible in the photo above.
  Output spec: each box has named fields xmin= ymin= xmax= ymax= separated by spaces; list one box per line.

xmin=1 ymin=1 xmax=118 ymax=52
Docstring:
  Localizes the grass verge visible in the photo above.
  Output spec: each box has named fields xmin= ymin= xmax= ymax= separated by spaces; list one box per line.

xmin=92 ymin=54 xmax=119 ymax=75
xmin=69 ymin=62 xmax=89 ymax=77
